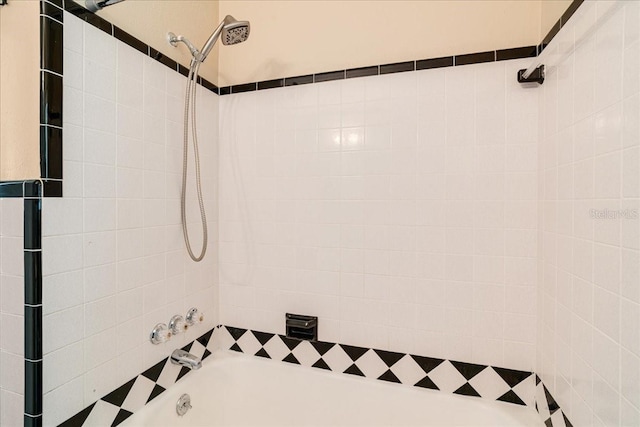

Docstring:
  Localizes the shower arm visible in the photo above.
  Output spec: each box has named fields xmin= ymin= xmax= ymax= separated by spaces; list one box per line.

xmin=168 ymin=19 xmax=225 ymax=64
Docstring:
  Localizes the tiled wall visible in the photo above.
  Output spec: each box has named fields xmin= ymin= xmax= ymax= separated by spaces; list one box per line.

xmin=218 ymin=58 xmax=540 ymax=372
xmin=537 ymin=1 xmax=640 ymax=426
xmin=0 ymin=198 xmax=25 ymax=427
xmin=40 ymin=12 xmax=219 ymax=427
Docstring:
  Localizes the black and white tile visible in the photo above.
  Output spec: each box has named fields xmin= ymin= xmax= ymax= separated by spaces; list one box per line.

xmin=218 ymin=326 xmax=536 ymax=408
xmin=534 ymin=376 xmax=573 ymax=427
xmin=59 ymin=328 xmax=218 ymax=427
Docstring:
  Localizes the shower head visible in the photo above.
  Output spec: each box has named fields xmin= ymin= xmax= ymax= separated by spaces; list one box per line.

xmin=85 ymin=0 xmax=125 ymax=12
xmin=168 ymin=15 xmax=250 ymax=64
xmin=221 ymin=18 xmax=250 ymax=46
xmin=199 ymin=15 xmax=250 ymax=62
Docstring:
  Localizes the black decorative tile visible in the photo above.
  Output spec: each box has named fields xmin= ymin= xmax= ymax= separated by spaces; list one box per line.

xmin=43 ymin=179 xmax=63 ymax=197
xmin=284 ymin=74 xmax=314 ymax=86
xmin=40 ymin=125 xmax=63 ymax=179
xmin=23 ymin=181 xmax=43 ymax=198
xmin=378 ymin=370 xmax=401 ymax=383
xmin=257 ymin=78 xmax=284 ymax=90
xmin=24 ymin=198 xmax=42 ymax=252
xmin=561 ymin=0 xmax=584 ymax=26
xmin=113 ymin=26 xmax=147 ymax=55
xmin=59 ymin=402 xmax=96 ymax=427
xmin=231 ymin=82 xmax=257 ymax=94
xmin=40 ymin=16 xmax=63 ymax=75
xmin=103 ymin=378 xmax=136 ymax=407
xmin=146 ymin=384 xmax=165 ymax=403
xmin=0 ymin=182 xmax=25 ymax=198
xmin=178 ymin=64 xmax=190 ymax=78
xmin=40 ymin=1 xmax=64 ymax=23
xmin=416 ymin=56 xmax=454 ymax=70
xmin=541 ymin=21 xmax=561 ymax=52
xmin=454 ymin=382 xmax=481 ymax=397
xmin=451 ymin=361 xmax=486 ymax=380
xmin=415 ymin=376 xmax=439 ymax=390
xmin=150 ymin=48 xmax=178 ymax=72
xmin=199 ymin=78 xmax=219 ymax=94
xmin=455 ymin=51 xmax=495 ymax=66
xmin=40 ymin=71 xmax=63 ymax=127
xmin=219 ymin=86 xmax=231 ymax=95
xmin=380 ymin=61 xmax=415 ymax=75
xmin=496 ymin=46 xmax=537 ymax=61
xmin=24 ymin=415 xmax=43 ymax=427
xmin=46 ymin=0 xmax=63 ymax=8
xmin=25 ymin=360 xmax=43 ymax=415
xmin=314 ymin=70 xmax=345 ymax=83
xmin=346 ymin=66 xmax=378 ymax=79
xmin=340 ymin=344 xmax=368 ymax=361
xmin=24 ymin=252 xmax=42 ymax=304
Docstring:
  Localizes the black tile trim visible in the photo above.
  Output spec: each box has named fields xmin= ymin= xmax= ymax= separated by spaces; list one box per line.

xmin=496 ymin=46 xmax=537 ymax=61
xmin=25 ymin=306 xmax=43 ymax=360
xmin=284 ymin=74 xmax=314 ymax=86
xmin=380 ymin=61 xmax=415 ymax=75
xmin=24 ymin=415 xmax=43 ymax=427
xmin=24 ymin=252 xmax=43 ymax=305
xmin=25 ymin=360 xmax=43 ymax=415
xmin=346 ymin=66 xmax=379 ymax=79
xmin=24 ymin=199 xmax=42 ymax=250
xmin=219 ymin=86 xmax=231 ymax=95
xmin=416 ymin=56 xmax=454 ymax=70
xmin=257 ymin=78 xmax=284 ymax=90
xmin=178 ymin=64 xmax=191 ymax=78
xmin=455 ymin=51 xmax=495 ymax=66
xmin=150 ymin=48 xmax=178 ymax=72
xmin=0 ymin=182 xmax=26 ymax=198
xmin=314 ymin=70 xmax=345 ymax=83
xmin=540 ymin=21 xmax=561 ymax=53
xmin=231 ymin=82 xmax=257 ymax=94
xmin=561 ymin=0 xmax=584 ymax=26
xmin=40 ymin=16 xmax=63 ymax=75
xmin=40 ymin=71 xmax=63 ymax=127
xmin=40 ymin=1 xmax=64 ymax=23
xmin=43 ymin=179 xmax=63 ymax=197
xmin=40 ymin=126 xmax=63 ymax=179
xmin=113 ymin=26 xmax=147 ymax=55
xmin=199 ymin=77 xmax=220 ymax=94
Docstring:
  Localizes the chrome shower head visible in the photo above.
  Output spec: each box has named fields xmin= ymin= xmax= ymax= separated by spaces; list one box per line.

xmin=221 ymin=18 xmax=250 ymax=46
xmin=199 ymin=15 xmax=250 ymax=61
xmin=168 ymin=15 xmax=250 ymax=63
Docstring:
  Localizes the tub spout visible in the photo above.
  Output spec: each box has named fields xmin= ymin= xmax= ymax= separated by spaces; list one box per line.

xmin=171 ymin=349 xmax=202 ymax=370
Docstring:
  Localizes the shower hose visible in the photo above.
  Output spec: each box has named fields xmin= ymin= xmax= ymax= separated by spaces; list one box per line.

xmin=181 ymin=59 xmax=208 ymax=262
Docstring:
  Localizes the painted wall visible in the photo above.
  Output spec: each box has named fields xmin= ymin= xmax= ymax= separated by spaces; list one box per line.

xmin=537 ymin=1 xmax=640 ymax=425
xmin=541 ymin=0 xmax=573 ymax=36
xmin=41 ymin=13 xmax=219 ymax=426
xmin=218 ymin=57 xmax=539 ymax=372
xmin=217 ymin=0 xmax=546 ymax=87
xmin=0 ymin=1 xmax=40 ymax=180
xmin=0 ymin=198 xmax=26 ymax=427
xmin=88 ymin=0 xmax=220 ymax=83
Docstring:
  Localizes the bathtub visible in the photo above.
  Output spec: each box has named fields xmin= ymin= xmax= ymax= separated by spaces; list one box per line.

xmin=122 ymin=351 xmax=543 ymax=426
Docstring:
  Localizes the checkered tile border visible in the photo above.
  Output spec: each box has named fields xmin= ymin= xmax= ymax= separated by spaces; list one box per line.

xmin=58 ymin=325 xmax=571 ymax=427
xmin=218 ymin=326 xmax=537 ymax=406
xmin=534 ymin=375 xmax=574 ymax=427
xmin=58 ymin=327 xmax=218 ymax=427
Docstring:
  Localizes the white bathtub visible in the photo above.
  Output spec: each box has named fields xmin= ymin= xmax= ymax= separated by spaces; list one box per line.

xmin=122 ymin=351 xmax=543 ymax=427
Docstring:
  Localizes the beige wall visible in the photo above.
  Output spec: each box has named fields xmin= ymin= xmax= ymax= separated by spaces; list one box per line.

xmin=92 ymin=0 xmax=219 ymax=83
xmin=218 ymin=0 xmax=546 ymax=87
xmin=0 ymin=0 xmax=40 ymax=180
xmin=541 ymin=0 xmax=573 ymax=37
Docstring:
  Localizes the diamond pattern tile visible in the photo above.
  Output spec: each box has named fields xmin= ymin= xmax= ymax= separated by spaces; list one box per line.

xmin=390 ymin=355 xmax=426 ymax=386
xmin=356 ymin=349 xmax=388 ymax=379
xmin=62 ymin=325 xmax=571 ymax=427
xmin=291 ymin=340 xmax=322 ymax=366
xmin=427 ymin=360 xmax=467 ymax=393
xmin=263 ymin=334 xmax=291 ymax=361
xmin=468 ymin=367 xmax=510 ymax=400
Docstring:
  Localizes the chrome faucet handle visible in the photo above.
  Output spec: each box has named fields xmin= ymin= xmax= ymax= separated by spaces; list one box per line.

xmin=186 ymin=307 xmax=204 ymax=326
xmin=169 ymin=315 xmax=188 ymax=335
xmin=150 ymin=323 xmax=171 ymax=345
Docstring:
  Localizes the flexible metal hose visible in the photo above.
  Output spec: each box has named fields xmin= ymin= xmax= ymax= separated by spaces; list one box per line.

xmin=181 ymin=60 xmax=208 ymax=262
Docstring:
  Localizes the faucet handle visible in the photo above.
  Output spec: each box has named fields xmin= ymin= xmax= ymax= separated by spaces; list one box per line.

xmin=186 ymin=307 xmax=204 ymax=326
xmin=150 ymin=323 xmax=171 ymax=345
xmin=169 ymin=315 xmax=188 ymax=335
